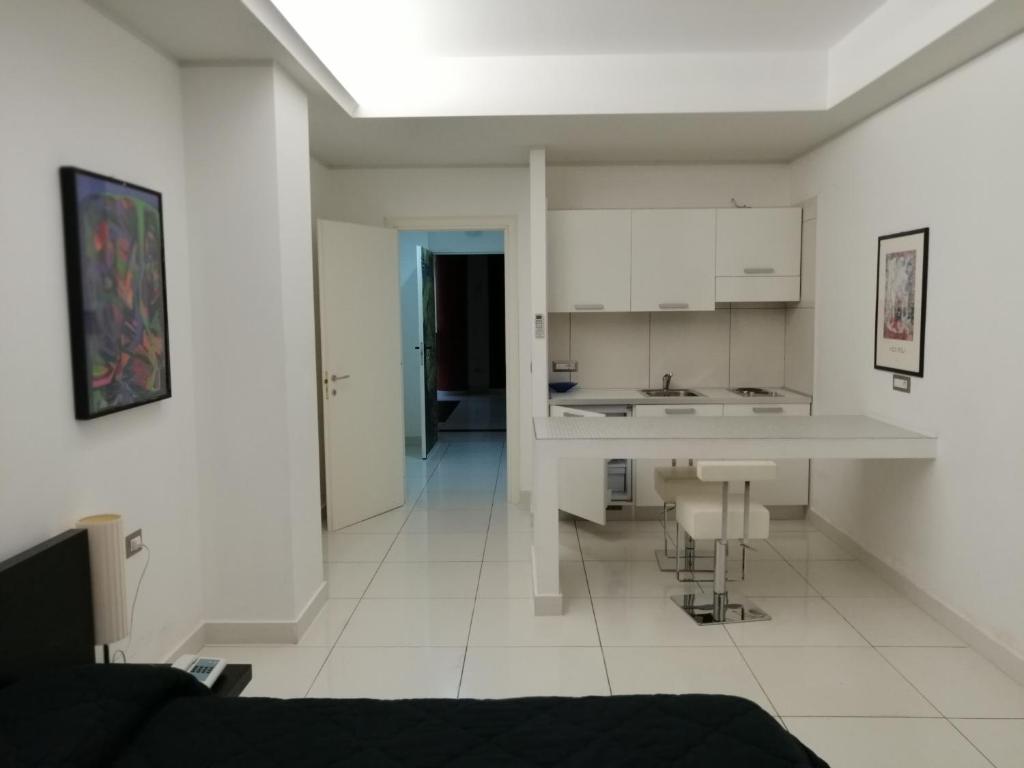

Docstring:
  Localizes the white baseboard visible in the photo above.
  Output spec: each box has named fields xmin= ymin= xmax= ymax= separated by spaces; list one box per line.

xmin=292 ymin=580 xmax=329 ymax=640
xmin=808 ymin=507 xmax=1024 ymax=685
xmin=163 ymin=622 xmax=207 ymax=662
xmin=203 ymin=580 xmax=328 ymax=645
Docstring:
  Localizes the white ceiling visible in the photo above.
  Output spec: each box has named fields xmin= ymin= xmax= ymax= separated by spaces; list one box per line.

xmin=279 ymin=0 xmax=887 ymax=58
xmin=90 ymin=0 xmax=1024 ymax=166
xmin=269 ymin=0 xmax=892 ymax=116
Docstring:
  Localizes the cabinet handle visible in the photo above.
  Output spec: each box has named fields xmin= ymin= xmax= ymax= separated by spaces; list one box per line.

xmin=574 ymin=303 xmax=604 ymax=311
xmin=665 ymin=408 xmax=697 ymax=415
xmin=752 ymin=406 xmax=784 ymax=414
xmin=658 ymin=302 xmax=690 ymax=310
xmin=744 ymin=267 xmax=776 ymax=275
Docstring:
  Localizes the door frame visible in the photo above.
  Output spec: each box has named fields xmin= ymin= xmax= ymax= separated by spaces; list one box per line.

xmin=387 ymin=216 xmax=520 ymax=504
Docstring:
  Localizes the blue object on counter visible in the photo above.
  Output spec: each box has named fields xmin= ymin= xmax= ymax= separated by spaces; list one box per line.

xmin=549 ymin=382 xmax=578 ymax=393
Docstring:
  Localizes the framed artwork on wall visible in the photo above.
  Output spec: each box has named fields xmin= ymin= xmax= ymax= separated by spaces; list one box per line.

xmin=874 ymin=227 xmax=928 ymax=377
xmin=60 ymin=167 xmax=171 ymax=419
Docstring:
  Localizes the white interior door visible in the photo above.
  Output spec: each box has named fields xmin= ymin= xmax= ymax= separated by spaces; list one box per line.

xmin=318 ymin=220 xmax=405 ymax=531
xmin=416 ymin=246 xmax=438 ymax=460
xmin=550 ymin=405 xmax=608 ymax=525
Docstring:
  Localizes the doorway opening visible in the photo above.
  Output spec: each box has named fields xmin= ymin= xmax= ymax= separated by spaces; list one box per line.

xmin=316 ymin=216 xmax=519 ymax=534
xmin=399 ymin=230 xmax=506 ymax=459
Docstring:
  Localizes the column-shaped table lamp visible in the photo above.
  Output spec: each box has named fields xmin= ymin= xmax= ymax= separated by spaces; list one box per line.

xmin=76 ymin=514 xmax=128 ymax=663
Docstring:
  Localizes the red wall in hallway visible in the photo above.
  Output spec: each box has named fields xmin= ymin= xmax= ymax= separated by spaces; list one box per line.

xmin=435 ymin=253 xmax=506 ymax=392
xmin=435 ymin=254 xmax=467 ymax=391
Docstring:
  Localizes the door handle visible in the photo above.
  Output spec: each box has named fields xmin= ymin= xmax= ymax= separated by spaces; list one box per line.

xmin=573 ymin=303 xmax=604 ymax=311
xmin=658 ymin=302 xmax=690 ymax=310
xmin=744 ymin=267 xmax=776 ymax=275
xmin=752 ymin=406 xmax=784 ymax=414
xmin=665 ymin=408 xmax=696 ymax=415
xmin=330 ymin=374 xmax=351 ymax=382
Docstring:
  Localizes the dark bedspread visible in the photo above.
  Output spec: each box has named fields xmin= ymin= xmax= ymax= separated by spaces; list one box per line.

xmin=0 ymin=665 xmax=828 ymax=767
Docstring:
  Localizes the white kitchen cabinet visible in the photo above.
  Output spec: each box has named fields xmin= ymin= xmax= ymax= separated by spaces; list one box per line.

xmin=716 ymin=208 xmax=802 ymax=302
xmin=633 ymin=403 xmax=724 ymax=509
xmin=630 ymin=209 xmax=716 ymax=312
xmin=550 ymin=405 xmax=609 ymax=525
xmin=548 ymin=210 xmax=631 ymax=313
xmin=723 ymin=403 xmax=810 ymax=506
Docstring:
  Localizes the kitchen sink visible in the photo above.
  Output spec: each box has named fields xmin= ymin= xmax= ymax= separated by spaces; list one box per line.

xmin=641 ymin=389 xmax=702 ymax=397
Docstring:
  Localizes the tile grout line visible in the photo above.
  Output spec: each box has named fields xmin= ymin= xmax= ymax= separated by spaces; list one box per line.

xmin=752 ymin=524 xmax=994 ymax=754
xmin=721 ymin=543 xmax=786 ymax=721
xmin=816 ymin=588 xmax=998 ymax=762
xmin=946 ymin=719 xmax=1000 ymax=767
xmin=802 ymin=522 xmax=965 ymax=728
xmin=457 ymin=437 xmax=505 ymax=698
xmin=305 ymin=440 xmax=453 ymax=697
xmin=576 ymin=522 xmax=613 ymax=696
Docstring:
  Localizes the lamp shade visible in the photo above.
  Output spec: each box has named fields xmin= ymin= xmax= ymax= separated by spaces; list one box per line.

xmin=75 ymin=514 xmax=128 ymax=645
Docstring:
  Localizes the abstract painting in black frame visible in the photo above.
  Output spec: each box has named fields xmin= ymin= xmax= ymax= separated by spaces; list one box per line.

xmin=60 ymin=167 xmax=171 ymax=419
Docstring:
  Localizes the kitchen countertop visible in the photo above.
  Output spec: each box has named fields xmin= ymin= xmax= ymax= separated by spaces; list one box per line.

xmin=549 ymin=386 xmax=812 ymax=407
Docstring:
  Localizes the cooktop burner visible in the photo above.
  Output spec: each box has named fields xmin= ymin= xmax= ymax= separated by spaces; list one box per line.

xmin=731 ymin=387 xmax=782 ymax=397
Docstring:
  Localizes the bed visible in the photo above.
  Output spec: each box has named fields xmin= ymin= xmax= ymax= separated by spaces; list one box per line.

xmin=0 ymin=531 xmax=828 ymax=767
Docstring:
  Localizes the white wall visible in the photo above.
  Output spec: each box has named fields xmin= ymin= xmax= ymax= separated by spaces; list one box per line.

xmin=183 ymin=65 xmax=322 ymax=624
xmin=0 ymin=0 xmax=203 ymax=661
xmin=547 ymin=164 xmax=792 ymax=210
xmin=791 ymin=32 xmax=1024 ymax=661
xmin=426 ymin=230 xmax=504 ymax=255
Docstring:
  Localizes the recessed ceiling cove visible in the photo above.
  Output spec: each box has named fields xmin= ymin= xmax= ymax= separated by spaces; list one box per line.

xmin=267 ymin=0 xmax=907 ymax=116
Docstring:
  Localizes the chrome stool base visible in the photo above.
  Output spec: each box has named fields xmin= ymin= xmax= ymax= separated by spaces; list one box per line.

xmin=672 ymin=593 xmax=770 ymax=626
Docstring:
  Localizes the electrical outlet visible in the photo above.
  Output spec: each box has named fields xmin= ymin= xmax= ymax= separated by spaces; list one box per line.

xmin=125 ymin=529 xmax=144 ymax=558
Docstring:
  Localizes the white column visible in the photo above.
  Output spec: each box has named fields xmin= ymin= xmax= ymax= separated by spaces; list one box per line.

xmin=182 ymin=65 xmax=323 ymax=628
xmin=532 ymin=437 xmax=563 ymax=615
xmin=529 ymin=149 xmax=549 ymax=425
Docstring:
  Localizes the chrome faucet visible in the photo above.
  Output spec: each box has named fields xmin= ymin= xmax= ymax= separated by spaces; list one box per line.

xmin=662 ymin=373 xmax=673 ymax=391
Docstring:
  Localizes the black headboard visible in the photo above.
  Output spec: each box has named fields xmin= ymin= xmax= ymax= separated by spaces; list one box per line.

xmin=0 ymin=529 xmax=94 ymax=682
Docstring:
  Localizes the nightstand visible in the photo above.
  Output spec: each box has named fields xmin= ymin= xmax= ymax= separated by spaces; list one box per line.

xmin=210 ymin=664 xmax=252 ymax=697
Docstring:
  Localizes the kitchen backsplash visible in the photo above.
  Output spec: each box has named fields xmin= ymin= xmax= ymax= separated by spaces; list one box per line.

xmin=548 ymin=307 xmax=788 ymax=390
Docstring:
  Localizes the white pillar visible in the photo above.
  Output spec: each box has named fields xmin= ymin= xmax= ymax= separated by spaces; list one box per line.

xmin=529 ymin=149 xmax=549 ymax=426
xmin=182 ymin=65 xmax=323 ymax=631
xmin=532 ymin=439 xmax=563 ymax=615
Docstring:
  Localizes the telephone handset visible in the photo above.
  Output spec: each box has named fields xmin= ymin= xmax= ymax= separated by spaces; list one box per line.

xmin=172 ymin=654 xmax=226 ymax=689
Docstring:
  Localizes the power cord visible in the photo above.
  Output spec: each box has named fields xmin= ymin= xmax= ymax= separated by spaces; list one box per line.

xmin=113 ymin=543 xmax=151 ymax=663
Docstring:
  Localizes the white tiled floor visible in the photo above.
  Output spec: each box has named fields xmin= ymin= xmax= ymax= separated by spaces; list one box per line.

xmin=203 ymin=433 xmax=1024 ymax=767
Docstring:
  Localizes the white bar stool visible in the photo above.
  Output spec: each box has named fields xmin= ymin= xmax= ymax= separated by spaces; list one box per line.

xmin=671 ymin=460 xmax=775 ymax=626
xmin=653 ymin=463 xmax=722 ymax=579
xmin=653 ymin=463 xmax=696 ymax=572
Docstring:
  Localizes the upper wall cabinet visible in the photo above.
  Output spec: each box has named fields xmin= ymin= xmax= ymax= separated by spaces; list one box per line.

xmin=715 ymin=207 xmax=802 ymax=302
xmin=548 ymin=210 xmax=631 ymax=313
xmin=630 ymin=209 xmax=716 ymax=312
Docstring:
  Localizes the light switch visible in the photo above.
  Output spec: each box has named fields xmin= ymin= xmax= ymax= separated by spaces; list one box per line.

xmin=892 ymin=374 xmax=911 ymax=393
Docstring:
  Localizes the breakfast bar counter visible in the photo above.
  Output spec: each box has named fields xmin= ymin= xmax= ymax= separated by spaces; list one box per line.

xmin=530 ymin=414 xmax=937 ymax=614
